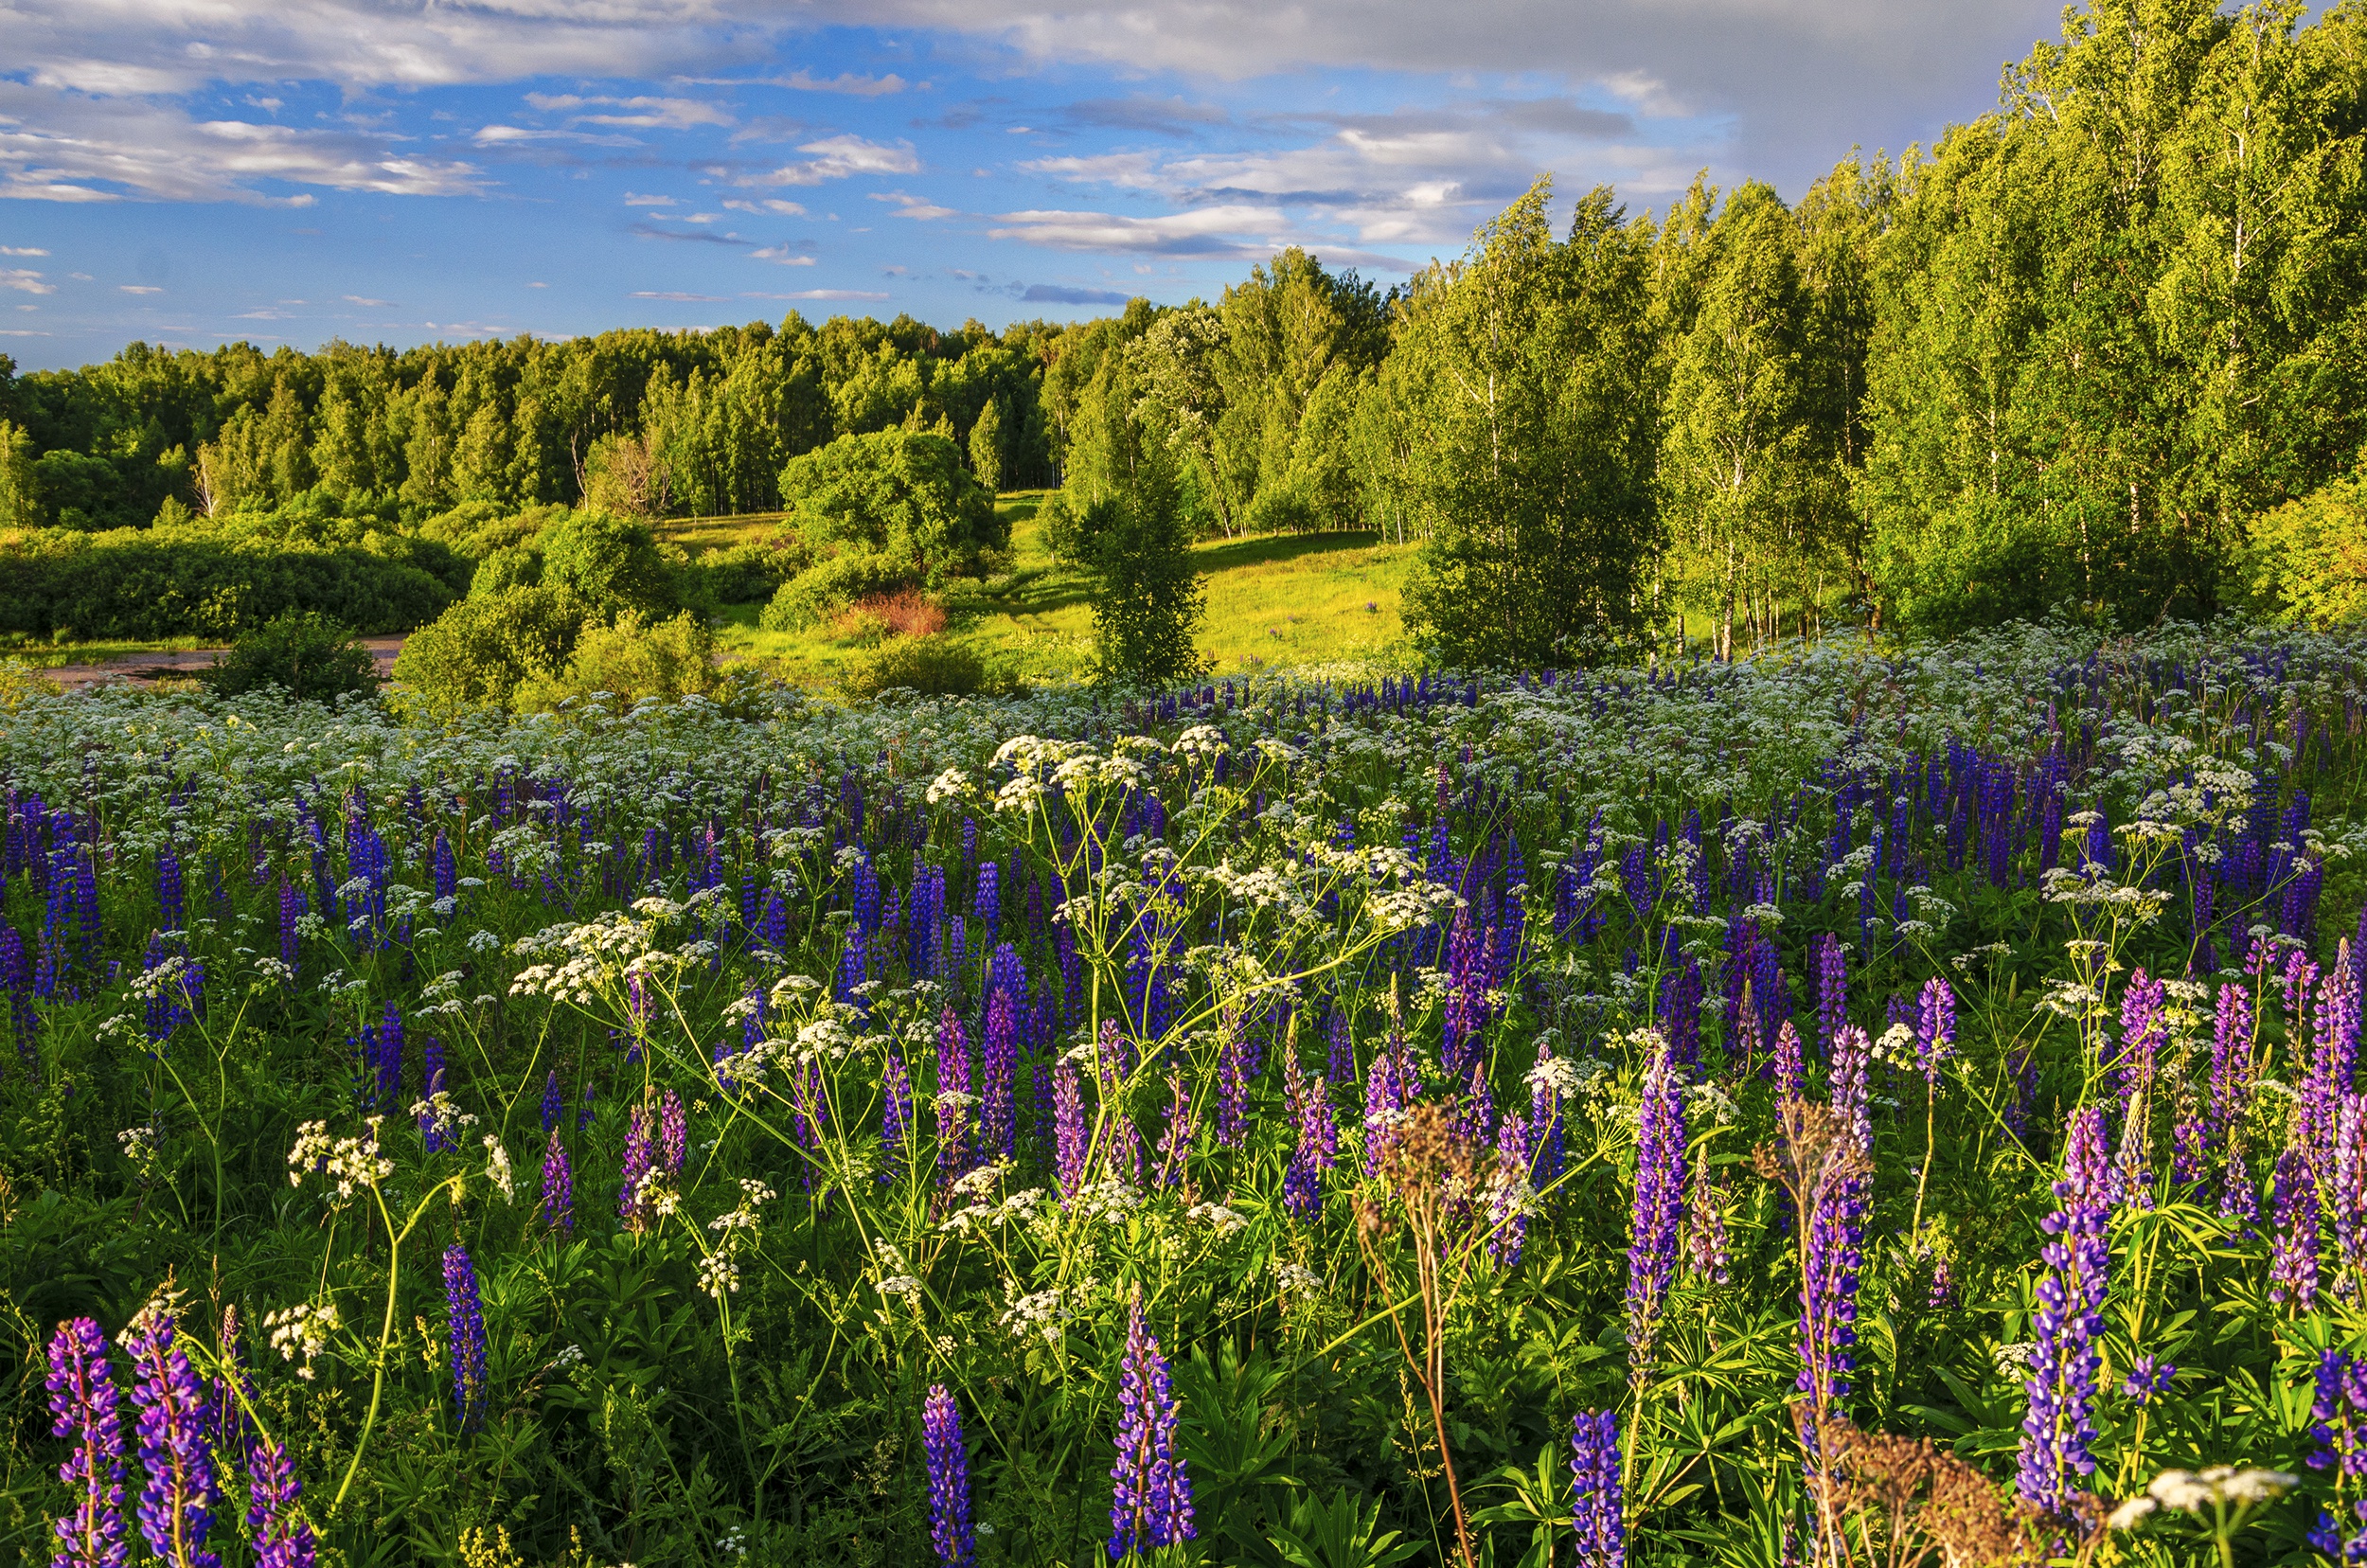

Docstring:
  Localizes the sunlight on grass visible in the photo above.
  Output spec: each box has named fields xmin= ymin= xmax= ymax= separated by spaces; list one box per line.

xmin=705 ymin=490 xmax=1414 ymax=688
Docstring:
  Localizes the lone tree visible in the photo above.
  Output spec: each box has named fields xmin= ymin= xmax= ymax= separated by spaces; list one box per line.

xmin=1073 ymin=351 xmax=1204 ymax=686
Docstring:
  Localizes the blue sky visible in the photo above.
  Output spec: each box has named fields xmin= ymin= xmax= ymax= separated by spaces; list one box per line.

xmin=1 ymin=0 xmax=2067 ymax=370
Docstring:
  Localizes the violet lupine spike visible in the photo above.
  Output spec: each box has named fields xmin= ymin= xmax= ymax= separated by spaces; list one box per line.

xmin=1108 ymin=1296 xmax=1194 ymax=1559
xmin=981 ymin=987 xmax=1019 ymax=1162
xmin=541 ymin=1131 xmax=575 ymax=1233
xmin=1361 ymin=1034 xmax=1412 ymax=1177
xmin=1527 ymin=1041 xmax=1567 ymax=1199
xmin=2270 ymin=1139 xmax=2323 ymax=1310
xmin=935 ymin=1007 xmax=973 ymax=1183
xmin=1914 ymin=977 xmax=1956 ymax=1085
xmin=1811 ymin=932 xmax=1847 ymax=1056
xmin=1829 ymin=1025 xmax=1871 ymax=1153
xmin=1441 ymin=911 xmax=1485 ymax=1078
xmin=881 ymin=1051 xmax=914 ymax=1185
xmin=659 ymin=1089 xmax=686 ymax=1179
xmin=923 ymin=1384 xmax=976 ymax=1568
xmin=2337 ymin=1095 xmax=2367 ymax=1301
xmin=124 ymin=1309 xmax=220 ymax=1568
xmin=1326 ymin=1005 xmax=1355 ymax=1090
xmin=618 ymin=1105 xmax=654 ymax=1231
xmin=1796 ymin=1127 xmax=1868 ymax=1453
xmin=1283 ymin=1068 xmax=1335 ymax=1225
xmin=46 ymin=1316 xmax=130 ymax=1568
xmin=540 ymin=1070 xmax=562 ymax=1135
xmin=1055 ymin=1054 xmax=1088 ymax=1201
xmin=1569 ymin=1409 xmax=1626 ymax=1568
xmin=1624 ymin=1039 xmax=1685 ymax=1371
xmin=1771 ymin=1020 xmax=1806 ymax=1101
xmin=1214 ymin=1007 xmax=1249 ymax=1149
xmin=2016 ymin=1105 xmax=2110 ymax=1511
xmin=1684 ymin=1147 xmax=1730 ymax=1285
xmin=243 ymin=1436 xmax=313 ymax=1568
xmin=1487 ymin=1106 xmax=1530 ymax=1269
xmin=442 ymin=1243 xmax=489 ymax=1435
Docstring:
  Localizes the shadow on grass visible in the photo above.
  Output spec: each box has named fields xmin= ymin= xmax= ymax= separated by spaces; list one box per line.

xmin=1192 ymin=530 xmax=1385 ymax=574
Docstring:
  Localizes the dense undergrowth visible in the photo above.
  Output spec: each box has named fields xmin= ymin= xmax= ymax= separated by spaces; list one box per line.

xmin=0 ymin=617 xmax=2362 ymax=1566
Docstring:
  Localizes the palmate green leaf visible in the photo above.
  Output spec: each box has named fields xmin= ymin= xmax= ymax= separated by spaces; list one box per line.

xmin=1266 ymin=1489 xmax=1424 ymax=1568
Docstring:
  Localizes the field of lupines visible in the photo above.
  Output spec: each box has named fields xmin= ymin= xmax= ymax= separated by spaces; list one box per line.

xmin=3 ymin=621 xmax=2365 ymax=1567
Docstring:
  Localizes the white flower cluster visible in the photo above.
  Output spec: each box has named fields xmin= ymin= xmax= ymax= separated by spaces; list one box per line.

xmin=287 ymin=1118 xmax=392 ymax=1202
xmin=264 ymin=1301 xmax=340 ymax=1380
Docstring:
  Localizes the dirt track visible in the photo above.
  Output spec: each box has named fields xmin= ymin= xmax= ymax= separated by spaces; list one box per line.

xmin=34 ymin=636 xmax=408 ymax=689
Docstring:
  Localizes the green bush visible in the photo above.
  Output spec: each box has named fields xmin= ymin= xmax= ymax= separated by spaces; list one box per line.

xmin=469 ymin=545 xmax=542 ymax=597
xmin=416 ymin=501 xmax=570 ymax=560
xmin=540 ymin=510 xmax=679 ymax=619
xmin=680 ymin=543 xmax=799 ymax=609
xmin=840 ymin=634 xmax=988 ymax=701
xmin=389 ymin=585 xmax=579 ymax=710
xmin=512 ymin=610 xmax=721 ymax=712
xmin=0 ymin=529 xmax=454 ymax=640
xmin=207 ymin=613 xmax=380 ymax=703
xmin=757 ymin=550 xmax=914 ymax=632
xmin=778 ymin=430 xmax=1005 ymax=583
xmin=2239 ymin=467 xmax=2367 ymax=628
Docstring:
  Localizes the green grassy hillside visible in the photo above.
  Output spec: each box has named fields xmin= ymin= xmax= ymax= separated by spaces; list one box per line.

xmin=700 ymin=490 xmax=1415 ymax=687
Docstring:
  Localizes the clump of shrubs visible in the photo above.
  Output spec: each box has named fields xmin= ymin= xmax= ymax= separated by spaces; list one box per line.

xmin=208 ymin=613 xmax=381 ymax=704
xmin=840 ymin=634 xmax=989 ymax=701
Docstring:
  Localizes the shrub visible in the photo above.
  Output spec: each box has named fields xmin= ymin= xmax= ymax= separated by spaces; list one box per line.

xmin=758 ymin=551 xmax=914 ymax=632
xmin=2240 ymin=468 xmax=2367 ymax=627
xmin=540 ymin=509 xmax=679 ymax=620
xmin=390 ymin=585 xmax=579 ymax=711
xmin=512 ymin=610 xmax=720 ymax=712
xmin=0 ymin=530 xmax=454 ymax=640
xmin=678 ymin=543 xmax=800 ymax=612
xmin=845 ymin=588 xmax=946 ymax=639
xmin=469 ymin=545 xmax=542 ymax=597
xmin=840 ymin=634 xmax=987 ymax=701
xmin=777 ymin=430 xmax=1005 ymax=582
xmin=208 ymin=613 xmax=380 ymax=703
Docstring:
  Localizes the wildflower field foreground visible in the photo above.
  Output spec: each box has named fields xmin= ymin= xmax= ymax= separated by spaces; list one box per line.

xmin=2 ymin=620 xmax=2362 ymax=1568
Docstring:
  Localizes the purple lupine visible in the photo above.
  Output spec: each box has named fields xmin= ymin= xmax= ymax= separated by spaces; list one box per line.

xmin=2113 ymin=971 xmax=2164 ymax=1209
xmin=881 ymin=1051 xmax=914 ymax=1184
xmin=2308 ymin=1350 xmax=2367 ymax=1479
xmin=1361 ymin=1032 xmax=1415 ymax=1176
xmin=1527 ymin=1040 xmax=1566 ymax=1197
xmin=2213 ymin=979 xmax=2259 ymax=1229
xmin=46 ymin=1316 xmax=130 ymax=1568
xmin=1625 ymin=1040 xmax=1685 ymax=1369
xmin=1283 ymin=1068 xmax=1334 ymax=1224
xmin=124 ymin=1309 xmax=220 ymax=1568
xmin=2017 ymin=1105 xmax=2110 ymax=1510
xmin=1441 ymin=911 xmax=1485 ymax=1078
xmin=1214 ymin=1007 xmax=1248 ymax=1149
xmin=541 ymin=1131 xmax=574 ymax=1233
xmin=276 ymin=882 xmax=301 ymax=973
xmin=618 ymin=1105 xmax=654 ymax=1230
xmin=1055 ymin=1054 xmax=1088 ymax=1200
xmin=418 ymin=1039 xmax=451 ymax=1152
xmin=1685 ymin=1147 xmax=1730 ymax=1285
xmin=2121 ymin=1357 xmax=2175 ymax=1406
xmin=936 ymin=1007 xmax=973 ymax=1181
xmin=1487 ymin=1106 xmax=1531 ymax=1269
xmin=2338 ymin=1095 xmax=2367 ymax=1301
xmin=1569 ymin=1409 xmax=1626 ymax=1568
xmin=1109 ymin=1296 xmax=1193 ymax=1559
xmin=1326 ymin=1005 xmax=1355 ymax=1090
xmin=1829 ymin=1025 xmax=1871 ymax=1152
xmin=2270 ymin=1138 xmax=2323 ymax=1310
xmin=1915 ymin=977 xmax=1955 ymax=1084
xmin=1811 ymin=932 xmax=1847 ymax=1056
xmin=982 ymin=988 xmax=1019 ymax=1162
xmin=1796 ymin=1119 xmax=1868 ymax=1451
xmin=923 ymin=1384 xmax=976 ymax=1568
xmin=442 ymin=1244 xmax=489 ymax=1435
xmin=659 ymin=1088 xmax=686 ymax=1179
xmin=243 ymin=1436 xmax=313 ymax=1568
xmin=1154 ymin=1070 xmax=1193 ymax=1189
xmin=539 ymin=1070 xmax=562 ymax=1135
xmin=1771 ymin=1020 xmax=1806 ymax=1101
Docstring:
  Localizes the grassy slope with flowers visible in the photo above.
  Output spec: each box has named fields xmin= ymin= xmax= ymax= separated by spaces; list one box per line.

xmin=0 ymin=619 xmax=2362 ymax=1566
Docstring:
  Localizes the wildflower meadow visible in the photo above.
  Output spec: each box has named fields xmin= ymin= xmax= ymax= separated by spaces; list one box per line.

xmin=1 ymin=618 xmax=2361 ymax=1566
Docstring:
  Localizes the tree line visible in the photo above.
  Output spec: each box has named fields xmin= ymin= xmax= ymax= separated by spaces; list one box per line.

xmin=5 ymin=0 xmax=2365 ymax=665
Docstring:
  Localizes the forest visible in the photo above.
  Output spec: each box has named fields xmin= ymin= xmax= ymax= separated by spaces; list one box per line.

xmin=4 ymin=0 xmax=2366 ymax=664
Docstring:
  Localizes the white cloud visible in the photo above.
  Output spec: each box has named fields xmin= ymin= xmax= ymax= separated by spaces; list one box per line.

xmin=0 ymin=246 xmax=49 ymax=256
xmin=750 ymin=246 xmax=818 ymax=265
xmin=756 ymin=288 xmax=890 ymax=300
xmin=870 ymin=190 xmax=957 ymax=220
xmin=0 ymin=83 xmax=484 ymax=204
xmin=119 ymin=283 xmax=162 ymax=294
xmin=473 ymin=125 xmax=639 ymax=148
xmin=3 ymin=270 xmax=56 ymax=294
xmin=525 ymin=93 xmax=734 ymax=131
xmin=750 ymin=135 xmax=922 ymax=187
xmin=987 ymin=204 xmax=1287 ymax=258
xmin=630 ymin=290 xmax=728 ymax=300
xmin=624 ymin=192 xmax=678 ymax=206
xmin=722 ymin=197 xmax=808 ymax=215
xmin=776 ymin=70 xmax=907 ymax=97
xmin=344 ymin=294 xmax=393 ymax=306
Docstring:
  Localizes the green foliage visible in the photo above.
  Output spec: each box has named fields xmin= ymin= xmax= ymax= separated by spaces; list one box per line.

xmin=968 ymin=393 xmax=1006 ymax=493
xmin=2239 ymin=465 xmax=2367 ymax=627
xmin=538 ymin=509 xmax=679 ymax=620
xmin=1391 ymin=179 xmax=1662 ymax=666
xmin=757 ymin=550 xmax=914 ymax=632
xmin=1085 ymin=473 xmax=1206 ymax=687
xmin=511 ymin=609 xmax=722 ymax=711
xmin=388 ymin=584 xmax=579 ymax=709
xmin=206 ymin=612 xmax=380 ymax=703
xmin=469 ymin=545 xmax=541 ymax=598
xmin=838 ymin=633 xmax=988 ymax=699
xmin=777 ymin=429 xmax=1004 ymax=583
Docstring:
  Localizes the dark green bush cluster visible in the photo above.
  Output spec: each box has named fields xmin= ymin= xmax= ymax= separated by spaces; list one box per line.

xmin=206 ymin=612 xmax=381 ymax=703
xmin=840 ymin=633 xmax=990 ymax=699
xmin=0 ymin=527 xmax=455 ymax=640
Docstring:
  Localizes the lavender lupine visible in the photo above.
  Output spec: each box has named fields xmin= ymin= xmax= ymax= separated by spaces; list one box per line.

xmin=1625 ymin=1039 xmax=1685 ymax=1372
xmin=540 ymin=1070 xmax=562 ymax=1135
xmin=1055 ymin=1054 xmax=1088 ymax=1200
xmin=2017 ymin=1106 xmax=2110 ymax=1511
xmin=936 ymin=1007 xmax=973 ymax=1182
xmin=46 ymin=1316 xmax=129 ymax=1568
xmin=2270 ymin=1138 xmax=2323 ymax=1310
xmin=1527 ymin=1041 xmax=1567 ymax=1197
xmin=923 ymin=1384 xmax=976 ymax=1568
xmin=1914 ymin=977 xmax=1955 ymax=1082
xmin=2338 ymin=1095 xmax=2367 ymax=1300
xmin=1487 ymin=1109 xmax=1531 ymax=1268
xmin=1771 ymin=1020 xmax=1806 ymax=1101
xmin=618 ymin=1105 xmax=654 ymax=1231
xmin=1796 ymin=1123 xmax=1868 ymax=1457
xmin=243 ymin=1436 xmax=313 ymax=1568
xmin=2113 ymin=971 xmax=2164 ymax=1209
xmin=1685 ymin=1147 xmax=1731 ymax=1285
xmin=2213 ymin=978 xmax=2260 ymax=1229
xmin=1109 ymin=1295 xmax=1193 ymax=1559
xmin=1215 ymin=1005 xmax=1248 ymax=1149
xmin=1569 ymin=1409 xmax=1626 ymax=1568
xmin=1361 ymin=1034 xmax=1415 ymax=1176
xmin=659 ymin=1088 xmax=686 ymax=1179
xmin=541 ymin=1131 xmax=574 ymax=1233
xmin=442 ymin=1243 xmax=489 ymax=1434
xmin=982 ymin=986 xmax=1019 ymax=1162
xmin=1811 ymin=932 xmax=1847 ymax=1055
xmin=124 ymin=1309 xmax=219 ymax=1568
xmin=881 ymin=1051 xmax=914 ymax=1184
xmin=1326 ymin=1004 xmax=1355 ymax=1090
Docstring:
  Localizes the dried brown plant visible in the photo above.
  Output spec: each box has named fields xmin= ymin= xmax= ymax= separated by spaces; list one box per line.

xmin=1818 ymin=1420 xmax=2051 ymax=1568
